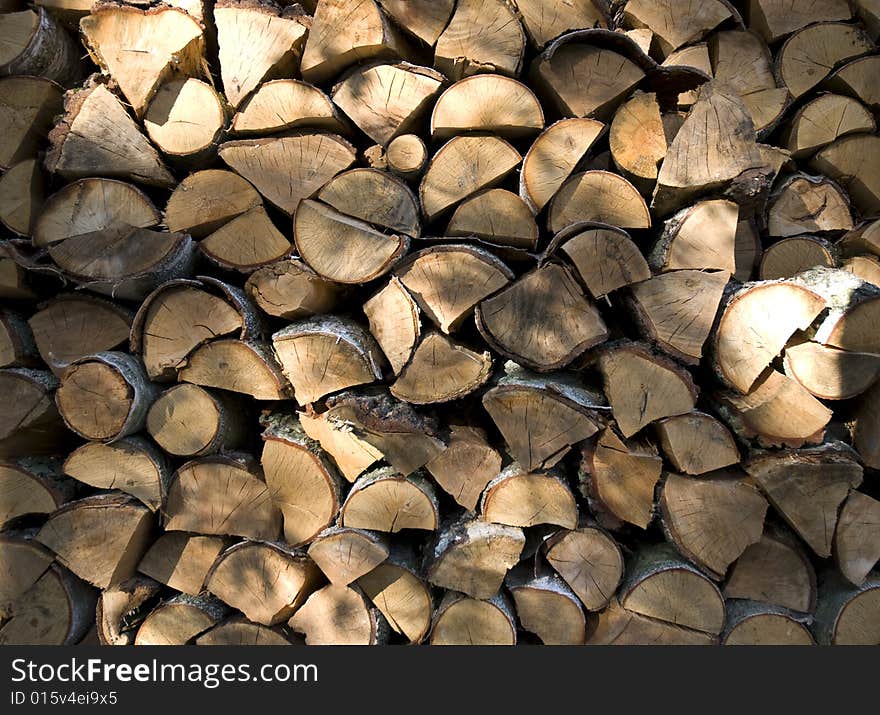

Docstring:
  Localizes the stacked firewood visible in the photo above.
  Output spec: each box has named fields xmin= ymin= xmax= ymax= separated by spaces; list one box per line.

xmin=1 ymin=0 xmax=879 ymax=646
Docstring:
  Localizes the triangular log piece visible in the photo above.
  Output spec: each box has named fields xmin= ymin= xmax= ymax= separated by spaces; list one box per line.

xmin=425 ymin=425 xmax=501 ymax=511
xmin=782 ymin=94 xmax=875 ymax=160
xmin=649 ymin=199 xmax=738 ymax=273
xmin=164 ymin=169 xmax=262 ymax=238
xmin=548 ymin=170 xmax=651 ymax=233
xmin=544 ymin=524 xmax=624 ymax=611
xmin=307 ymin=526 xmax=389 ymax=586
xmin=446 ymin=189 xmax=539 ymax=251
xmin=200 ymin=206 xmax=292 ymax=272
xmin=230 ymin=79 xmax=344 ymax=135
xmin=0 ymin=75 xmax=62 ymax=170
xmin=834 ymin=491 xmax=880 ymax=586
xmin=654 ymin=411 xmax=739 ymax=475
xmin=138 ymin=532 xmax=231 ymax=595
xmin=289 ymin=584 xmax=389 ymax=645
xmin=179 ymin=339 xmax=290 ymax=400
xmin=507 ymin=571 xmax=586 ymax=644
xmin=481 ymin=464 xmax=578 ymax=529
xmin=246 ymin=258 xmax=341 ymax=320
xmin=362 ymin=277 xmax=420 ymax=375
xmin=340 ymin=466 xmax=439 ymax=533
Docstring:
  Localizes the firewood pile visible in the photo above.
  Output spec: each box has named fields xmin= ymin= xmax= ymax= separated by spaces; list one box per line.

xmin=1 ymin=0 xmax=879 ymax=646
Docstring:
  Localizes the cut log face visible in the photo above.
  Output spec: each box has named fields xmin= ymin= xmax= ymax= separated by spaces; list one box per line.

xmin=482 ymin=366 xmax=602 ymax=471
xmin=530 ymin=41 xmax=646 ymax=120
xmin=476 ymin=263 xmax=608 ymax=372
xmin=134 ymin=596 xmax=226 ymax=646
xmin=318 ymin=168 xmax=421 ymax=236
xmin=164 ymin=455 xmax=282 ymax=540
xmin=654 ymin=411 xmax=739 ymax=475
xmin=508 ymin=573 xmax=586 ymax=645
xmin=446 ymin=189 xmax=539 ymax=251
xmin=261 ymin=414 xmax=342 ymax=546
xmin=429 ymin=591 xmax=517 ymax=645
xmin=215 ymin=0 xmax=308 ymax=109
xmin=783 ymin=94 xmax=875 ymax=160
xmin=629 ymin=270 xmax=729 ymax=364
xmin=33 ymin=177 xmax=160 ymax=247
xmin=196 ymin=617 xmax=296 ymax=646
xmin=810 ymin=134 xmax=880 ymax=218
xmin=425 ymin=425 xmax=501 ymax=511
xmin=272 ymin=317 xmax=383 ymax=404
xmin=619 ymin=545 xmax=725 ymax=635
xmin=813 ymin=572 xmax=880 ymax=645
xmin=746 ymin=444 xmax=863 ymax=558
xmin=340 ymin=467 xmax=439 ymax=533
xmin=514 ymin=0 xmax=608 ymax=48
xmin=0 ymin=75 xmax=63 ymax=171
xmin=363 ymin=277 xmax=420 ymax=375
xmin=649 ymin=199 xmax=739 ymax=273
xmin=0 ymin=8 xmax=80 ymax=86
xmin=0 ymin=368 xmax=69 ymax=458
xmin=842 ymin=255 xmax=880 ymax=287
xmin=544 ymin=525 xmax=624 ymax=611
xmin=434 ymin=0 xmax=525 ymax=80
xmin=712 ymin=281 xmax=826 ymax=394
xmin=386 ymin=134 xmax=427 ymax=179
xmin=80 ymin=4 xmax=205 ymax=117
xmin=27 ymin=295 xmax=129 ymax=376
xmin=519 ymin=118 xmax=605 ymax=213
xmin=759 ymin=237 xmax=836 ymax=281
xmin=0 ymin=458 xmax=73 ymax=529
xmin=200 ymin=206 xmax=291 ymax=272
xmin=481 ymin=466 xmax=578 ymax=529
xmin=46 ymin=83 xmax=174 ymax=187
xmin=391 ymin=332 xmax=493 ymax=405
xmin=289 ymin=584 xmax=388 ymax=645
xmin=825 ymin=55 xmax=880 ymax=110
xmin=767 ymin=175 xmax=853 ymax=238
xmin=777 ymin=23 xmax=873 ymax=100
xmin=431 ymin=75 xmax=544 ymax=140
xmin=206 ymin=541 xmax=321 ymax=626
xmin=178 ymin=339 xmax=290 ymax=400
xmin=419 ymin=135 xmax=522 ymax=222
xmin=749 ymin=0 xmax=851 ymax=43
xmin=834 ymin=491 xmax=880 ymax=586
xmin=246 ymin=258 xmax=341 ymax=321
xmin=609 ymin=92 xmax=671 ymax=192
xmin=357 ymin=561 xmax=432 ymax=644
xmin=783 ymin=340 xmax=880 ymax=401
xmin=735 ymin=217 xmax=762 ymax=282
xmin=0 ymin=535 xmax=95 ymax=646
xmin=855 ymin=381 xmax=880 ymax=470
xmin=64 ymin=437 xmax=169 ymax=511
xmin=144 ymin=78 xmax=225 ymax=159
xmin=0 ymin=309 xmax=37 ymax=369
xmin=722 ymin=601 xmax=814 ymax=645
xmin=597 ymin=342 xmax=698 ymax=438
xmin=621 ymin=0 xmax=733 ymax=56
xmin=0 ymin=158 xmax=43 ymax=237
xmin=659 ymin=471 xmax=768 ymax=579
xmin=138 ymin=532 xmax=229 ymax=595
xmin=586 ymin=598 xmax=716 ymax=645
xmin=301 ymin=0 xmax=408 ymax=85
xmin=164 ymin=169 xmax=263 ymax=238
xmin=36 ymin=493 xmax=154 ymax=589
xmin=308 ymin=527 xmax=389 ymax=586
xmin=580 ymin=426 xmax=663 ymax=530
xmin=807 ymin=268 xmax=880 ymax=354
xmin=332 ymin=63 xmax=443 ymax=146
xmin=96 ymin=575 xmax=162 ymax=646
xmin=548 ymin=170 xmax=651 ymax=233
xmin=231 ymin=79 xmax=343 ymax=135
xmin=219 ymin=133 xmax=356 ymax=215
xmin=427 ymin=517 xmax=525 ymax=600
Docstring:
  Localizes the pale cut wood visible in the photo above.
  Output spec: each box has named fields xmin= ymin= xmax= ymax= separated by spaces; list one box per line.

xmin=508 ymin=572 xmax=586 ymax=644
xmin=767 ymin=175 xmax=853 ymax=238
xmin=621 ymin=0 xmax=733 ymax=56
xmin=96 ymin=575 xmax=162 ymax=645
xmin=376 ymin=0 xmax=453 ymax=45
xmin=0 ymin=458 xmax=74 ymax=529
xmin=420 ymin=135 xmax=522 ymax=222
xmin=196 ymin=617 xmax=296 ymax=646
xmin=308 ymin=527 xmax=389 ymax=586
xmin=654 ymin=411 xmax=739 ymax=475
xmin=164 ymin=455 xmax=282 ymax=540
xmin=586 ymin=598 xmax=716 ymax=645
xmin=332 ymin=62 xmax=443 ymax=146
xmin=36 ymin=493 xmax=154 ymax=589
xmin=548 ymin=170 xmax=651 ymax=233
xmin=813 ymin=571 xmax=880 ymax=645
xmin=317 ymin=167 xmax=421 ymax=235
xmin=544 ymin=524 xmax=624 ymax=611
xmin=447 ymin=189 xmax=539 ymax=250
xmin=45 ymin=83 xmax=174 ymax=187
xmin=746 ymin=444 xmax=862 ymax=558
xmin=386 ymin=134 xmax=427 ymax=179
xmin=783 ymin=340 xmax=880 ymax=401
xmin=134 ymin=595 xmax=227 ymax=646
xmin=839 ymin=220 xmax=880 ymax=258
xmin=340 ymin=467 xmax=439 ymax=533
xmin=363 ymin=277 xmax=420 ymax=375
xmin=0 ymin=369 xmax=69 ymax=458
xmin=519 ymin=118 xmax=605 ymax=213
xmin=0 ymin=75 xmax=62 ymax=170
xmin=430 ymin=591 xmax=517 ymax=645
xmin=609 ymin=92 xmax=669 ymax=192
xmin=144 ymin=78 xmax=225 ymax=159
xmin=811 ymin=134 xmax=880 ymax=218
xmin=0 ymin=8 xmax=80 ymax=85
xmin=835 ymin=491 xmax=880 ymax=586
xmin=64 ymin=436 xmax=169 ymax=511
xmin=138 ymin=532 xmax=230 ymax=595
xmin=165 ymin=170 xmax=262 ymax=238
xmin=206 ymin=540 xmax=321 ymax=626
xmin=80 ymin=4 xmax=205 ymax=117
xmin=357 ymin=558 xmax=432 ymax=644
xmin=855 ymin=381 xmax=880 ymax=469
xmin=649 ymin=199 xmax=738 ymax=273
xmin=619 ymin=544 xmax=725 ymax=635
xmin=272 ymin=317 xmax=383 ymax=404
xmin=246 ymin=258 xmax=341 ymax=320
xmin=842 ymin=255 xmax=880 ymax=287
xmin=289 ymin=584 xmax=389 ymax=645
xmin=215 ymin=0 xmax=308 ymax=109
xmin=759 ymin=237 xmax=836 ymax=281
xmin=748 ymin=0 xmax=851 ymax=42
xmin=513 ymin=0 xmax=608 ymax=48
xmin=782 ymin=94 xmax=875 ymax=160
xmin=482 ymin=465 xmax=577 ymax=529
xmin=219 ymin=133 xmax=356 ymax=215
xmin=0 ymin=159 xmax=43 ymax=236
xmin=425 ymin=425 xmax=501 ymax=511
xmin=299 ymin=411 xmax=381 ymax=483
xmin=179 ymin=339 xmax=291 ymax=400
xmin=200 ymin=206 xmax=291 ymax=272
xmin=721 ymin=601 xmax=814 ymax=645
xmin=803 ymin=267 xmax=880 ymax=354
xmin=261 ymin=413 xmax=342 ymax=546
xmin=231 ymin=79 xmax=343 ymax=135
xmin=825 ymin=56 xmax=880 ymax=110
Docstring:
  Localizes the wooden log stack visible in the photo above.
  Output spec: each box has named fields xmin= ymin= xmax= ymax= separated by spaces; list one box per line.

xmin=1 ymin=0 xmax=879 ymax=647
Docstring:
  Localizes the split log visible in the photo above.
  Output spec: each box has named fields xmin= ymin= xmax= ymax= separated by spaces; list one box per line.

xmin=544 ymin=524 xmax=624 ymax=611
xmin=425 ymin=425 xmax=501 ymax=511
xmin=134 ymin=594 xmax=227 ymax=646
xmin=429 ymin=591 xmax=516 ymax=645
xmin=834 ymin=491 xmax=880 ymax=586
xmin=434 ymin=0 xmax=525 ymax=80
xmin=55 ymin=351 xmax=158 ymax=442
xmin=801 ymin=267 xmax=880 ymax=354
xmin=307 ymin=527 xmax=389 ymax=586
xmin=164 ymin=169 xmax=262 ymax=237
xmin=0 ymin=75 xmax=62 ymax=170
xmin=246 ymin=258 xmax=341 ymax=320
xmin=289 ymin=584 xmax=389 ymax=645
xmin=426 ymin=516 xmax=525 ymax=599
xmin=782 ymin=94 xmax=875 ymax=160
xmin=96 ymin=576 xmax=162 ymax=646
xmin=64 ymin=436 xmax=170 ymax=511
xmin=585 ymin=598 xmax=716 ymax=645
xmin=842 ymin=255 xmax=880 ymax=286
xmin=618 ymin=544 xmax=725 ymax=635
xmin=301 ymin=0 xmax=408 ymax=85
xmin=230 ymin=79 xmax=344 ymax=135
xmin=0 ymin=243 xmax=35 ymax=301
xmin=810 ymin=134 xmax=880 ymax=217
xmin=812 ymin=571 xmax=880 ymax=645
xmin=579 ymin=426 xmax=663 ymax=530
xmin=317 ymin=167 xmax=421 ymax=235
xmin=825 ymin=56 xmax=880 ymax=110
xmin=446 ymin=190 xmax=538 ymax=251
xmin=661 ymin=43 xmax=711 ymax=106
xmin=782 ymin=339 xmax=880 ymax=400
xmin=476 ymin=262 xmax=608 ymax=372
xmin=260 ymin=413 xmax=342 ymax=546
xmin=200 ymin=206 xmax=292 ymax=272
xmin=196 ymin=617 xmax=296 ymax=646
xmin=519 ymin=118 xmax=605 ymax=213
xmin=481 ymin=464 xmax=577 ymax=529
xmin=482 ymin=363 xmax=603 ymax=471
xmin=80 ymin=4 xmax=205 ymax=117
xmin=734 ymin=216 xmax=762 ymax=282
xmin=0 ymin=368 xmax=69 ymax=457
xmin=215 ymin=0 xmax=308 ymax=109
xmin=0 ymin=8 xmax=80 ymax=85
xmin=513 ymin=0 xmax=608 ymax=48
xmin=0 ymin=457 xmax=75 ymax=529
xmin=272 ymin=317 xmax=383 ymax=404
xmin=0 ymin=534 xmax=96 ymax=645
xmin=620 ymin=0 xmax=734 ymax=57
xmin=178 ymin=339 xmax=290 ymax=400
xmin=45 ymin=82 xmax=174 ymax=187
xmin=721 ymin=601 xmax=814 ymax=645
xmin=608 ymin=92 xmax=672 ymax=193
xmin=648 ymin=199 xmax=739 ymax=273
xmin=767 ymin=175 xmax=853 ymax=238
xmin=654 ymin=411 xmax=739 ymax=475
xmin=332 ymin=63 xmax=443 ymax=146
xmin=205 ymin=540 xmax=321 ymax=626
xmin=748 ymin=0 xmax=851 ymax=43
xmin=855 ymin=372 xmax=880 ymax=470
xmin=385 ymin=134 xmax=427 ymax=179
xmin=548 ymin=170 xmax=651 ymax=233
xmin=0 ymin=158 xmax=43 ymax=237
xmin=659 ymin=471 xmax=768 ymax=579
xmin=36 ymin=493 xmax=155 ymax=589
xmin=29 ymin=295 xmax=131 ymax=377
xmin=0 ymin=308 xmax=37 ymax=368
xmin=759 ymin=237 xmax=836 ymax=280
xmin=745 ymin=444 xmax=862 ymax=558
xmin=596 ymin=342 xmax=698 ymax=438
xmin=138 ymin=532 xmax=230 ymax=595
xmin=507 ymin=570 xmax=586 ymax=645
xmin=143 ymin=78 xmax=225 ymax=161
xmin=362 ymin=277 xmax=420 ymax=375
xmin=164 ymin=454 xmax=282 ymax=540
xmin=340 ymin=467 xmax=439 ymax=533
xmin=376 ymin=0 xmax=453 ymax=46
